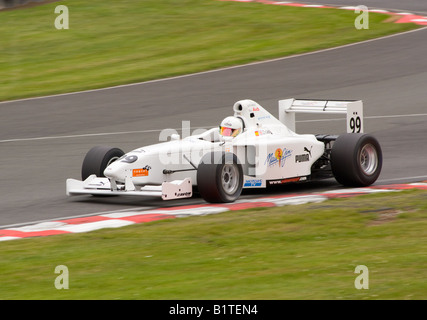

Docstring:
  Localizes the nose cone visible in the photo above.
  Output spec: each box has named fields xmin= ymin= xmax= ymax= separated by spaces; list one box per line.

xmin=104 ymin=161 xmax=126 ymax=182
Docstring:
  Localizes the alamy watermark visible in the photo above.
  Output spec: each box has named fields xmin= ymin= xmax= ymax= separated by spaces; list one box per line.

xmin=156 ymin=120 xmax=270 ymax=174
xmin=54 ymin=5 xmax=69 ymax=30
xmin=354 ymin=265 xmax=369 ymax=289
xmin=355 ymin=5 xmax=369 ymax=30
xmin=54 ymin=265 xmax=69 ymax=290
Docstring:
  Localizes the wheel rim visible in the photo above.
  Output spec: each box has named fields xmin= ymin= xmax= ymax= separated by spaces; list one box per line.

xmin=359 ymin=144 xmax=378 ymax=176
xmin=221 ymin=164 xmax=239 ymax=195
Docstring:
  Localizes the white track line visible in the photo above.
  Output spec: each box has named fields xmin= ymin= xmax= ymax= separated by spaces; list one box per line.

xmin=2 ymin=113 xmax=427 ymax=143
xmin=0 ymin=129 xmax=167 ymax=143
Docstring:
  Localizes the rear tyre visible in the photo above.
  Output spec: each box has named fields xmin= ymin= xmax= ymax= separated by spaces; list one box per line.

xmin=197 ymin=152 xmax=243 ymax=203
xmin=331 ymin=133 xmax=382 ymax=187
xmin=81 ymin=146 xmax=124 ymax=180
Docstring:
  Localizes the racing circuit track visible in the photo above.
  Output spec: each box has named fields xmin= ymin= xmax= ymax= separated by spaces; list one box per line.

xmin=1 ymin=0 xmax=427 ymax=228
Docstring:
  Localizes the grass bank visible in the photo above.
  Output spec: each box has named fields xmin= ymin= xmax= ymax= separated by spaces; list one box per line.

xmin=0 ymin=189 xmax=426 ymax=299
xmin=0 ymin=0 xmax=418 ymax=101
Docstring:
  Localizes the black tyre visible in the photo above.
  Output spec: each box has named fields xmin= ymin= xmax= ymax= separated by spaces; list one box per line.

xmin=81 ymin=146 xmax=124 ymax=180
xmin=331 ymin=133 xmax=382 ymax=187
xmin=197 ymin=152 xmax=243 ymax=203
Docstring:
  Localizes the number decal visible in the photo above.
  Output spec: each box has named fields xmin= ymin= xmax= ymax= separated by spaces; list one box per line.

xmin=349 ymin=116 xmax=361 ymax=133
xmin=346 ymin=102 xmax=363 ymax=134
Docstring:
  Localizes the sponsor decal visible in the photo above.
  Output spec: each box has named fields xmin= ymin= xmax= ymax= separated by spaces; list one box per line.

xmin=244 ymin=179 xmax=263 ymax=187
xmin=295 ymin=154 xmax=310 ymax=163
xmin=295 ymin=146 xmax=312 ymax=163
xmin=265 ymin=148 xmax=292 ymax=167
xmin=132 ymin=165 xmax=151 ymax=177
xmin=255 ymin=129 xmax=272 ymax=137
xmin=252 ymin=106 xmax=260 ymax=111
xmin=174 ymin=191 xmax=192 ymax=197
xmin=88 ymin=180 xmax=106 ymax=187
xmin=267 ymin=176 xmax=307 ymax=186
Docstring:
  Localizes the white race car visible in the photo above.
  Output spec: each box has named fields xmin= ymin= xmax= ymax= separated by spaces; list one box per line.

xmin=66 ymin=98 xmax=382 ymax=203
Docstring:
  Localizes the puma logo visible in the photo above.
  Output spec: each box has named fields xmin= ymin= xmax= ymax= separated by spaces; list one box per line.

xmin=304 ymin=146 xmax=312 ymax=158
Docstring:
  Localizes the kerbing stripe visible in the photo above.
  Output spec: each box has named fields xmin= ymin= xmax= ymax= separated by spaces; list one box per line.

xmin=1 ymin=182 xmax=426 ymax=242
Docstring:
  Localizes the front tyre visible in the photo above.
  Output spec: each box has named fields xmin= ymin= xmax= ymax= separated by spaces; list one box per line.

xmin=81 ymin=146 xmax=124 ymax=180
xmin=331 ymin=133 xmax=382 ymax=187
xmin=197 ymin=152 xmax=243 ymax=203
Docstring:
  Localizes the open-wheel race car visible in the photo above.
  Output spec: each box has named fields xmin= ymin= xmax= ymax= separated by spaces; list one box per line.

xmin=66 ymin=98 xmax=382 ymax=203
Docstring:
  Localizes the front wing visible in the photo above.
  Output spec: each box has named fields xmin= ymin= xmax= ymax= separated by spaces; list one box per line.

xmin=66 ymin=175 xmax=193 ymax=200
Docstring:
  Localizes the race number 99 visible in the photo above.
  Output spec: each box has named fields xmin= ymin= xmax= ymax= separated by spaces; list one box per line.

xmin=349 ymin=116 xmax=362 ymax=133
xmin=346 ymin=102 xmax=364 ymax=133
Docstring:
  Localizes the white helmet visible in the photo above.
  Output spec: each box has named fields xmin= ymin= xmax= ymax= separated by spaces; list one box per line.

xmin=219 ymin=116 xmax=243 ymax=138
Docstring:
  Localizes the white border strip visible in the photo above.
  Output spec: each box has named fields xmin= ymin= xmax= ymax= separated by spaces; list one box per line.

xmin=2 ymin=183 xmax=427 ymax=241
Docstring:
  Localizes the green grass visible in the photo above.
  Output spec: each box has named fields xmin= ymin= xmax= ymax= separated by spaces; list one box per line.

xmin=1 ymin=190 xmax=426 ymax=299
xmin=0 ymin=0 xmax=419 ymax=101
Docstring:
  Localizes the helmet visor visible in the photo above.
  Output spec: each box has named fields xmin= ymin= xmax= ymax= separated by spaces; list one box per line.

xmin=220 ymin=126 xmax=241 ymax=137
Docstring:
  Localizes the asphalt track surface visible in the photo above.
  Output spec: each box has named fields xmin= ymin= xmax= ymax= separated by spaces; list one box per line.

xmin=1 ymin=0 xmax=427 ymax=228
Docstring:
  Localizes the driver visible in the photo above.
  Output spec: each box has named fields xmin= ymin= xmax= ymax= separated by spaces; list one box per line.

xmin=219 ymin=116 xmax=243 ymax=138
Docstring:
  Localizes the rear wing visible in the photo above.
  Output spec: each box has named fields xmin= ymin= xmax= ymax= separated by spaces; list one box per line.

xmin=278 ymin=99 xmax=364 ymax=133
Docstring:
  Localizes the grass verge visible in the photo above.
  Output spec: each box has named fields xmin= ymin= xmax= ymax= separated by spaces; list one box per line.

xmin=0 ymin=189 xmax=426 ymax=299
xmin=0 ymin=0 xmax=419 ymax=101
